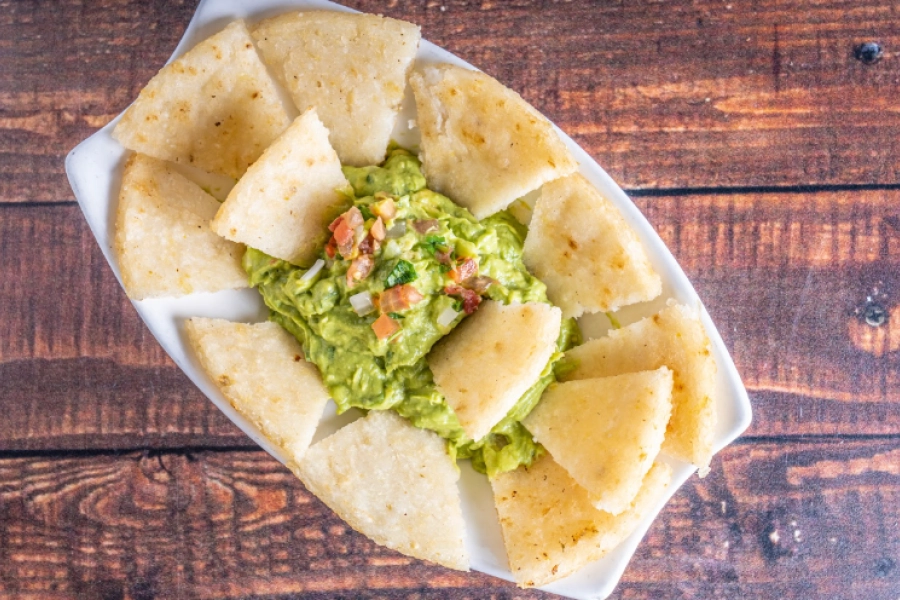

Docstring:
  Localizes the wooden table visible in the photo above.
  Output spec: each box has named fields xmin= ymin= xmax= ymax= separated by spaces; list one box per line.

xmin=2 ymin=1 xmax=898 ymax=598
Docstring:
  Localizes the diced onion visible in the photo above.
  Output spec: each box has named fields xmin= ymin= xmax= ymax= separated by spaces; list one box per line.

xmin=350 ymin=291 xmax=375 ymax=316
xmin=300 ymin=259 xmax=325 ymax=281
xmin=386 ymin=221 xmax=407 ymax=239
xmin=437 ymin=306 xmax=460 ymax=327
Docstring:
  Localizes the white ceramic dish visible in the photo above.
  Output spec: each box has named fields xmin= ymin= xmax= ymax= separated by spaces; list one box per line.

xmin=65 ymin=1 xmax=752 ymax=598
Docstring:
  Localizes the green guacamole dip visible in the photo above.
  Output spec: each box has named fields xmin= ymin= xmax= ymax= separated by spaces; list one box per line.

xmin=244 ymin=147 xmax=580 ymax=477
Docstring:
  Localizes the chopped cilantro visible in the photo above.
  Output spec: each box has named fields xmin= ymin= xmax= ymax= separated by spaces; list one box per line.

xmin=422 ymin=235 xmax=448 ymax=255
xmin=388 ymin=312 xmax=406 ymax=320
xmin=385 ymin=259 xmax=418 ymax=288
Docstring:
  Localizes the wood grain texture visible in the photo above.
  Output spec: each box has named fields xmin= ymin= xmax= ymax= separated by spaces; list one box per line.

xmin=1 ymin=440 xmax=898 ymax=599
xmin=619 ymin=438 xmax=900 ymax=600
xmin=0 ymin=204 xmax=247 ymax=450
xmin=636 ymin=188 xmax=900 ymax=410
xmin=0 ymin=449 xmax=529 ymax=599
xmin=0 ymin=0 xmax=198 ymax=204
xmin=4 ymin=0 xmax=900 ymax=204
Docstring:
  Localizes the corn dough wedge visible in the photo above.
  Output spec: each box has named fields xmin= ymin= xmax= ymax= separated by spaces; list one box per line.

xmin=211 ymin=108 xmax=350 ymax=266
xmin=252 ymin=11 xmax=420 ymax=166
xmin=185 ymin=318 xmax=330 ymax=461
xmin=295 ymin=410 xmax=469 ymax=571
xmin=492 ymin=455 xmax=672 ymax=588
xmin=113 ymin=20 xmax=291 ymax=179
xmin=561 ymin=304 xmax=718 ymax=473
xmin=410 ymin=64 xmax=577 ymax=219
xmin=114 ymin=153 xmax=247 ymax=300
xmin=428 ymin=301 xmax=562 ymax=442
xmin=523 ymin=173 xmax=661 ymax=318
xmin=523 ymin=369 xmax=673 ymax=515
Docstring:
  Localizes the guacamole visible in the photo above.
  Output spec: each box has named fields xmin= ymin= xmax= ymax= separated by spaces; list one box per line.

xmin=245 ymin=147 xmax=579 ymax=477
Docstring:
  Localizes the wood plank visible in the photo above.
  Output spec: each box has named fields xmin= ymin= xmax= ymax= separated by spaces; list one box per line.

xmin=0 ymin=205 xmax=169 ymax=366
xmin=0 ymin=357 xmax=248 ymax=451
xmin=0 ymin=440 xmax=898 ymax=599
xmin=635 ymin=188 xmax=900 ymax=412
xmin=619 ymin=438 xmax=900 ymax=600
xmin=4 ymin=0 xmax=900 ymax=203
xmin=0 ymin=204 xmax=246 ymax=450
xmin=0 ymin=449 xmax=533 ymax=599
xmin=408 ymin=0 xmax=900 ymax=190
xmin=0 ymin=0 xmax=198 ymax=204
xmin=3 ymin=187 xmax=900 ymax=447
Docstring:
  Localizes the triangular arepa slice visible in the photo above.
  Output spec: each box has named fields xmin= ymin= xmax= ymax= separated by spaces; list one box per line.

xmin=409 ymin=64 xmax=577 ymax=219
xmin=295 ymin=410 xmax=469 ymax=571
xmin=185 ymin=318 xmax=329 ymax=461
xmin=523 ymin=173 xmax=662 ymax=318
xmin=113 ymin=20 xmax=291 ymax=179
xmin=211 ymin=108 xmax=350 ymax=266
xmin=428 ymin=301 xmax=561 ymax=442
xmin=523 ymin=369 xmax=673 ymax=515
xmin=560 ymin=304 xmax=718 ymax=473
xmin=252 ymin=11 xmax=420 ymax=167
xmin=114 ymin=153 xmax=247 ymax=300
xmin=492 ymin=455 xmax=672 ymax=588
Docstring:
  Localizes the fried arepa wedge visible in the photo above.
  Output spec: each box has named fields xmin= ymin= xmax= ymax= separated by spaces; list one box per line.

xmin=523 ymin=173 xmax=662 ymax=319
xmin=211 ymin=108 xmax=350 ymax=266
xmin=523 ymin=369 xmax=673 ymax=515
xmin=410 ymin=64 xmax=577 ymax=219
xmin=186 ymin=318 xmax=330 ymax=461
xmin=114 ymin=153 xmax=247 ymax=300
xmin=428 ymin=301 xmax=562 ymax=442
xmin=561 ymin=304 xmax=718 ymax=474
xmin=252 ymin=11 xmax=420 ymax=167
xmin=113 ymin=20 xmax=291 ymax=179
xmin=492 ymin=455 xmax=672 ymax=588
xmin=295 ymin=410 xmax=469 ymax=571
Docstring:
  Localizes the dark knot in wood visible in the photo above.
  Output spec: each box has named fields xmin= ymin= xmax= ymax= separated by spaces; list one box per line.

xmin=854 ymin=42 xmax=884 ymax=64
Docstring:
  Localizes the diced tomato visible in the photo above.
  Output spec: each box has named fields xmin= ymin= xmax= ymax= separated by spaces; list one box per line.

xmin=333 ymin=218 xmax=353 ymax=245
xmin=328 ymin=215 xmax=343 ymax=232
xmin=449 ymin=257 xmax=478 ymax=282
xmin=461 ymin=291 xmax=481 ymax=314
xmin=372 ymin=313 xmax=400 ymax=340
xmin=445 ymin=285 xmax=482 ymax=314
xmin=380 ymin=284 xmax=424 ymax=313
xmin=346 ymin=255 xmax=374 ymax=287
xmin=371 ymin=199 xmax=396 ymax=220
xmin=334 ymin=219 xmax=356 ymax=259
xmin=325 ymin=236 xmax=337 ymax=259
xmin=370 ymin=217 xmax=386 ymax=241
xmin=380 ymin=290 xmax=404 ymax=314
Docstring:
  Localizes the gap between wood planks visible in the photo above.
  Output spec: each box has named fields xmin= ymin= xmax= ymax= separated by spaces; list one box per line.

xmin=10 ymin=181 xmax=900 ymax=209
xmin=1 ymin=434 xmax=899 ymax=460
